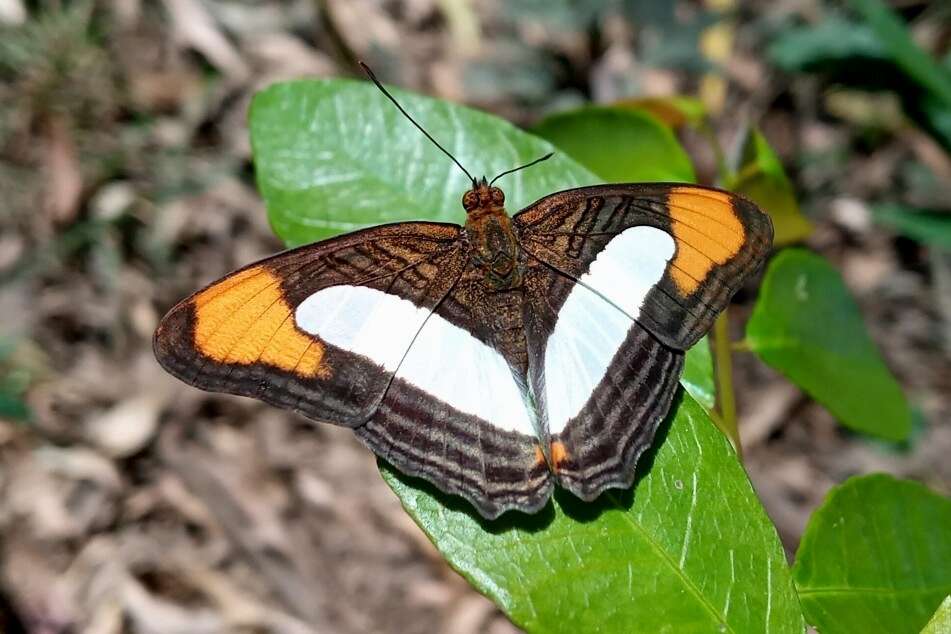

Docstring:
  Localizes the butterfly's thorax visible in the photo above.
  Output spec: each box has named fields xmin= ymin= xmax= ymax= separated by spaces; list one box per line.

xmin=462 ymin=184 xmax=524 ymax=292
xmin=464 ymin=207 xmax=523 ymax=291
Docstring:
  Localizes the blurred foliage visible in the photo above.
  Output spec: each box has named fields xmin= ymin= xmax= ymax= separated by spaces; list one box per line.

xmin=0 ymin=339 xmax=32 ymax=422
xmin=874 ymin=204 xmax=951 ymax=250
xmin=921 ymin=596 xmax=951 ymax=634
xmin=0 ymin=1 xmax=114 ymax=132
xmin=768 ymin=2 xmax=951 ymax=152
xmin=793 ymin=474 xmax=951 ymax=634
xmin=613 ymin=96 xmax=706 ymax=128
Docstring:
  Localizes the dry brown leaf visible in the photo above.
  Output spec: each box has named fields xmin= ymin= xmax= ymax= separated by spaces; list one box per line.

xmin=84 ymin=394 xmax=162 ymax=458
xmin=162 ymin=0 xmax=250 ymax=81
xmin=42 ymin=116 xmax=83 ymax=225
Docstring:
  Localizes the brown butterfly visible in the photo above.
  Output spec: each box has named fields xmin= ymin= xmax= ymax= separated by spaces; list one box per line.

xmin=154 ymin=64 xmax=773 ymax=519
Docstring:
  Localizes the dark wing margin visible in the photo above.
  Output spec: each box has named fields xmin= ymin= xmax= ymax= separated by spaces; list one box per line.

xmin=358 ymin=387 xmax=552 ymax=519
xmin=153 ymin=221 xmax=466 ymax=427
xmin=514 ymin=183 xmax=773 ymax=350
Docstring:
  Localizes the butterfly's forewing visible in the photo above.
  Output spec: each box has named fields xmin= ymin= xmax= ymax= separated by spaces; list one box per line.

xmin=515 ymin=183 xmax=773 ymax=350
xmin=358 ymin=263 xmax=553 ymax=519
xmin=154 ymin=222 xmax=467 ymax=426
xmin=516 ymin=184 xmax=771 ymax=499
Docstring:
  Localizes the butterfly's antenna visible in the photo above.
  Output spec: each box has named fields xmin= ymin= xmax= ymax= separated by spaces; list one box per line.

xmin=359 ymin=62 xmax=476 ymax=187
xmin=489 ymin=152 xmax=554 ymax=186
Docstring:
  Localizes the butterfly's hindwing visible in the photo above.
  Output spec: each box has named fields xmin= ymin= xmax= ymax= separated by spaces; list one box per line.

xmin=522 ymin=254 xmax=683 ymax=499
xmin=358 ymin=260 xmax=553 ymax=518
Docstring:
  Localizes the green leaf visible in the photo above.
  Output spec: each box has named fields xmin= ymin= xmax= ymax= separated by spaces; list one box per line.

xmin=249 ymin=81 xmax=798 ymax=630
xmin=874 ymin=204 xmax=951 ymax=250
xmin=249 ymin=79 xmax=599 ymax=246
xmin=683 ymin=336 xmax=715 ymax=410
xmin=728 ymin=128 xmax=812 ymax=246
xmin=921 ymin=596 xmax=951 ymax=634
xmin=793 ymin=474 xmax=951 ymax=634
xmin=768 ymin=18 xmax=889 ymax=72
xmin=746 ymin=249 xmax=911 ymax=441
xmin=383 ymin=393 xmax=804 ymax=633
xmin=848 ymin=0 xmax=951 ymax=107
xmin=532 ymin=106 xmax=696 ymax=183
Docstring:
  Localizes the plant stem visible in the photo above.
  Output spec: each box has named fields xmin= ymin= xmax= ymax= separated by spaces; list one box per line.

xmin=713 ymin=309 xmax=742 ymax=459
xmin=731 ymin=339 xmax=752 ymax=353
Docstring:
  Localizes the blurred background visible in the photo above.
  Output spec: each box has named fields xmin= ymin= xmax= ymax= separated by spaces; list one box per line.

xmin=0 ymin=1 xmax=949 ymax=632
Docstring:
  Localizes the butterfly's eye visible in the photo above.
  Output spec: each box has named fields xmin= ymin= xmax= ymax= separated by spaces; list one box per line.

xmin=490 ymin=187 xmax=505 ymax=206
xmin=462 ymin=190 xmax=480 ymax=211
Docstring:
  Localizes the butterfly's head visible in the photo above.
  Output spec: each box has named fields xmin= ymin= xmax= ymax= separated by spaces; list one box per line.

xmin=462 ymin=179 xmax=505 ymax=214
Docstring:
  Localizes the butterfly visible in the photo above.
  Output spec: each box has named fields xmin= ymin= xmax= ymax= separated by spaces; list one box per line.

xmin=154 ymin=65 xmax=773 ymax=519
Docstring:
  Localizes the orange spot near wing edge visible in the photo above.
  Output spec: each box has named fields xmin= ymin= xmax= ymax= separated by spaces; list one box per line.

xmin=192 ymin=265 xmax=330 ymax=378
xmin=668 ymin=187 xmax=745 ymax=295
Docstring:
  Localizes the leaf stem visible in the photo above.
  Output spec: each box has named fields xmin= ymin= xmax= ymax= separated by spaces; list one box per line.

xmin=713 ymin=310 xmax=742 ymax=458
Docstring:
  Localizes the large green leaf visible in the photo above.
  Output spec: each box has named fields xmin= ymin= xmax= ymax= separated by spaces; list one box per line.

xmin=746 ymin=249 xmax=911 ymax=441
xmin=793 ymin=474 xmax=951 ymax=634
xmin=383 ymin=393 xmax=804 ymax=633
xmin=921 ymin=596 xmax=951 ymax=634
xmin=250 ymin=79 xmax=599 ymax=246
xmin=250 ymin=79 xmax=800 ymax=631
xmin=532 ymin=106 xmax=696 ymax=183
xmin=728 ymin=128 xmax=812 ymax=246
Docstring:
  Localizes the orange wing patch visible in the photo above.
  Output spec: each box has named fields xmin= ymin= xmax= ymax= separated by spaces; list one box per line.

xmin=192 ymin=266 xmax=330 ymax=378
xmin=549 ymin=440 xmax=569 ymax=471
xmin=667 ymin=187 xmax=745 ymax=295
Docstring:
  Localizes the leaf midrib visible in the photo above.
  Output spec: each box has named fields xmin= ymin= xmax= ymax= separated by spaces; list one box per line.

xmin=798 ymin=584 xmax=951 ymax=598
